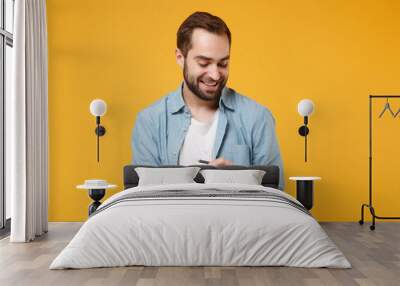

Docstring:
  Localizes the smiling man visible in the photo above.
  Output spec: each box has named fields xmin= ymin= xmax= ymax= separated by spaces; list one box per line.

xmin=132 ymin=12 xmax=284 ymax=189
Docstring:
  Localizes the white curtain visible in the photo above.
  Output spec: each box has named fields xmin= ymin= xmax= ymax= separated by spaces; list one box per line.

xmin=8 ymin=0 xmax=48 ymax=242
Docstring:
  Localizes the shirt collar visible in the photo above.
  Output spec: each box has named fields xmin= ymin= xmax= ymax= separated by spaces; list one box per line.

xmin=168 ymin=82 xmax=235 ymax=114
xmin=168 ymin=83 xmax=186 ymax=114
xmin=219 ymin=87 xmax=235 ymax=111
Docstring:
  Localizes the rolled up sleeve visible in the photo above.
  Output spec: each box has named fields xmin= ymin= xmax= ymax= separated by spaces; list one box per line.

xmin=131 ymin=111 xmax=161 ymax=165
xmin=252 ymin=108 xmax=285 ymax=190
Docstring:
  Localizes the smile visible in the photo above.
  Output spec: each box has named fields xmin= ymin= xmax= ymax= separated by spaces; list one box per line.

xmin=200 ymin=81 xmax=218 ymax=87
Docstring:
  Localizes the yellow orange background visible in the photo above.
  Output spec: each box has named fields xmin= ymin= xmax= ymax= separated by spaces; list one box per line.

xmin=47 ymin=0 xmax=400 ymax=221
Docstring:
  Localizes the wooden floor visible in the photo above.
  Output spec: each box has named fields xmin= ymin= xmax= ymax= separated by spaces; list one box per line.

xmin=0 ymin=222 xmax=399 ymax=286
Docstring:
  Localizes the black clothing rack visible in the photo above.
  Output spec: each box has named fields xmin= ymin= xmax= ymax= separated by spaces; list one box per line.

xmin=359 ymin=95 xmax=400 ymax=230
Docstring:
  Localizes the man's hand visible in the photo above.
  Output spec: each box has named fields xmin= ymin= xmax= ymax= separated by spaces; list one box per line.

xmin=209 ymin=157 xmax=232 ymax=167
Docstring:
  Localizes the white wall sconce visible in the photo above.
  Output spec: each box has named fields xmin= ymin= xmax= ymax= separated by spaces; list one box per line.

xmin=90 ymin=99 xmax=107 ymax=162
xmin=297 ymin=99 xmax=315 ymax=162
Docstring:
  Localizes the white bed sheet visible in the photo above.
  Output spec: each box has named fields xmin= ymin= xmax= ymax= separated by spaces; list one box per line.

xmin=50 ymin=183 xmax=351 ymax=269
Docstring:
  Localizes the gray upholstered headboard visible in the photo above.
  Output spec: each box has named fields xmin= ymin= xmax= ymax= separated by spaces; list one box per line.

xmin=123 ymin=165 xmax=280 ymax=190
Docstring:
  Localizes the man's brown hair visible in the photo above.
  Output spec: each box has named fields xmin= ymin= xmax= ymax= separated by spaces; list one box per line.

xmin=177 ymin=12 xmax=231 ymax=57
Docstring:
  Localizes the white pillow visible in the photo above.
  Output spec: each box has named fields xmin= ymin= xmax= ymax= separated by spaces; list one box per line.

xmin=200 ymin=169 xmax=266 ymax=185
xmin=135 ymin=167 xmax=201 ymax=186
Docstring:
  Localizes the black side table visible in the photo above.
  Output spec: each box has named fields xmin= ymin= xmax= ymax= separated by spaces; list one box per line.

xmin=77 ymin=180 xmax=117 ymax=216
xmin=88 ymin=189 xmax=106 ymax=215
xmin=289 ymin=177 xmax=321 ymax=210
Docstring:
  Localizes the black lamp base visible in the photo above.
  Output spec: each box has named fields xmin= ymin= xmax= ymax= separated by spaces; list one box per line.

xmin=95 ymin=126 xmax=106 ymax=136
xmin=298 ymin=126 xmax=309 ymax=136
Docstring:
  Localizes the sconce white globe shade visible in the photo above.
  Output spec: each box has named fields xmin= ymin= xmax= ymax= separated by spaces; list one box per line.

xmin=90 ymin=99 xmax=107 ymax=117
xmin=297 ymin=99 xmax=314 ymax=116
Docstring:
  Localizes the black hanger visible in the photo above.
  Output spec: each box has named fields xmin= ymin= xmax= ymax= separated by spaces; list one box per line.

xmin=393 ymin=107 xmax=400 ymax=118
xmin=378 ymin=98 xmax=395 ymax=118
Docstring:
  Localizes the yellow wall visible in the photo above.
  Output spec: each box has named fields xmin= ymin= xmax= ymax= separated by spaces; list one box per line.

xmin=47 ymin=0 xmax=400 ymax=221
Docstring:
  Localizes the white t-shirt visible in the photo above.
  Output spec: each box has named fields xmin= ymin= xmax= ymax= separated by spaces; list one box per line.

xmin=178 ymin=110 xmax=220 ymax=166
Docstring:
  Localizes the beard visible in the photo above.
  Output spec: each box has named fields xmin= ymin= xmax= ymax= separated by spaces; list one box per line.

xmin=183 ymin=61 xmax=227 ymax=102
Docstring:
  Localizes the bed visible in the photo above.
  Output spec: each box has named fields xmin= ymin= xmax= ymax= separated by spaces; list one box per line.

xmin=50 ymin=165 xmax=351 ymax=269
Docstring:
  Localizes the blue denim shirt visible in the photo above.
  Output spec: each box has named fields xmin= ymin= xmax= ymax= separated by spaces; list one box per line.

xmin=132 ymin=83 xmax=285 ymax=190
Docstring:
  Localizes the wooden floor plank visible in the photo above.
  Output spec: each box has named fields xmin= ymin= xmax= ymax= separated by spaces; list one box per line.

xmin=0 ymin=222 xmax=399 ymax=286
